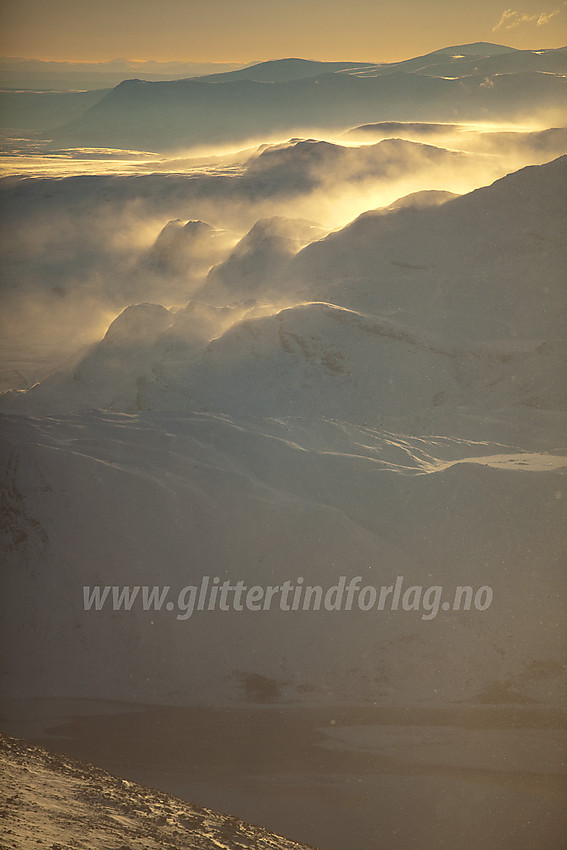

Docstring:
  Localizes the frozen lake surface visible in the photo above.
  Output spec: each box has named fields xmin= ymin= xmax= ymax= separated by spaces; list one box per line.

xmin=1 ymin=698 xmax=565 ymax=850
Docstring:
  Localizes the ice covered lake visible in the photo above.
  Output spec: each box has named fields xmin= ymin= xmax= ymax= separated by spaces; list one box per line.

xmin=1 ymin=698 xmax=565 ymax=850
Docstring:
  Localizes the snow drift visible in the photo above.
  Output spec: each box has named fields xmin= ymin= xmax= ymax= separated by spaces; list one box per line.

xmin=1 ymin=155 xmax=565 ymax=708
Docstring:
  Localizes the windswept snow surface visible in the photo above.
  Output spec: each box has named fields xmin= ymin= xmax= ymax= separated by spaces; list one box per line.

xmin=1 ymin=154 xmax=566 ymax=708
xmin=1 ymin=43 xmax=566 ymax=850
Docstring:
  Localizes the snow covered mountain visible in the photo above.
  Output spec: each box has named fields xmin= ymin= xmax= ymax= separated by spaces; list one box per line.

xmin=1 ymin=155 xmax=565 ymax=710
xmin=1 ymin=46 xmax=566 ymax=850
xmin=47 ymin=44 xmax=567 ymax=151
xmin=286 ymin=156 xmax=567 ymax=340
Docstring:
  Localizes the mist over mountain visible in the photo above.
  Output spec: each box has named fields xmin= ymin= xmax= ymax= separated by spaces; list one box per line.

xmin=1 ymin=41 xmax=566 ymax=850
xmin=342 ymin=121 xmax=465 ymax=141
xmin=52 ymin=70 xmax=567 ymax=151
xmin=286 ymin=156 xmax=567 ymax=339
xmin=2 ymin=128 xmax=516 ymax=394
xmin=198 ymin=216 xmax=325 ymax=306
xmin=244 ymin=137 xmax=469 ymax=191
xmin=40 ymin=44 xmax=567 ymax=151
xmin=2 ymin=155 xmax=565 ymax=713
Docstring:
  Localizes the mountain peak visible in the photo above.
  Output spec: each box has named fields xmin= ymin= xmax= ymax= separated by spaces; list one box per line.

xmin=431 ymin=42 xmax=518 ymax=56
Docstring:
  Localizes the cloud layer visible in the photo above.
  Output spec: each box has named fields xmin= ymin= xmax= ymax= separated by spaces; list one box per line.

xmin=492 ymin=6 xmax=561 ymax=31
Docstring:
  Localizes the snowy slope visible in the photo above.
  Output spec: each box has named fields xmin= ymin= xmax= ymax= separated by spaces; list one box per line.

xmin=286 ymin=156 xmax=567 ymax=340
xmin=0 ymin=733 xmax=316 ymax=849
xmin=11 ymin=158 xmax=559 ymax=420
xmin=1 ymin=126 xmax=566 ymax=713
xmin=387 ymin=45 xmax=567 ymax=78
xmin=1 ymin=404 xmax=565 ymax=706
xmin=196 ymin=57 xmax=377 ymax=83
xmin=198 ymin=217 xmax=326 ymax=306
xmin=3 ymin=134 xmax=515 ymax=392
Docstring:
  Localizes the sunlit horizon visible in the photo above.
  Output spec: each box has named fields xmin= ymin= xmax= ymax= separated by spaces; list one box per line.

xmin=2 ymin=0 xmax=567 ymax=66
xmin=3 ymin=38 xmax=566 ymax=66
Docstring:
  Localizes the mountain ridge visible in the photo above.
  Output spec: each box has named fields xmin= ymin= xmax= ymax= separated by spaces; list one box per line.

xmin=45 ymin=44 xmax=567 ymax=151
xmin=3 ymin=157 xmax=565 ymax=418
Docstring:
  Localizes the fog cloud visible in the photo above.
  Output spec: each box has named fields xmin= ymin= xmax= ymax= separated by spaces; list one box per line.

xmin=1 ymin=117 xmax=565 ymax=392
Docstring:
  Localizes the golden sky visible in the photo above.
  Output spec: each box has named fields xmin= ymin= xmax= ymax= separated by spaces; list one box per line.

xmin=1 ymin=0 xmax=566 ymax=63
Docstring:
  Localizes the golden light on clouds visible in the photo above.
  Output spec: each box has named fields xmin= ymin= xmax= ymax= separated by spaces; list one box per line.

xmin=492 ymin=6 xmax=562 ymax=31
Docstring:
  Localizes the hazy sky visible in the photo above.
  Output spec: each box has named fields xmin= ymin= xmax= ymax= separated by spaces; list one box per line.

xmin=1 ymin=0 xmax=566 ymax=63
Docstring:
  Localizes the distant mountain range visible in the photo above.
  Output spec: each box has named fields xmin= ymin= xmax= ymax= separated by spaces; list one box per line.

xmin=0 ymin=57 xmax=245 ymax=89
xmin=2 ymin=42 xmax=566 ymax=146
